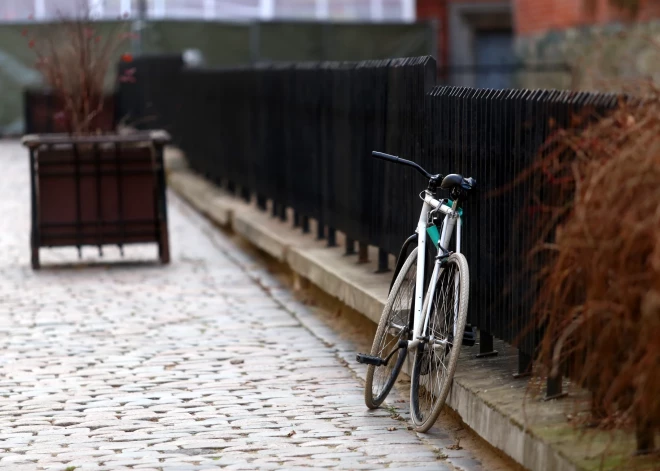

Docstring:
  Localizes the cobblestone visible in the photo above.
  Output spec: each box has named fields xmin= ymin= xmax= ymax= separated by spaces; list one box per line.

xmin=0 ymin=141 xmax=495 ymax=470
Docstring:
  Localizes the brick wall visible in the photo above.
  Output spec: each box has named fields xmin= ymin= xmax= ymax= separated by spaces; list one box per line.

xmin=416 ymin=0 xmax=447 ymax=66
xmin=416 ymin=0 xmax=511 ymax=66
xmin=515 ymin=0 xmax=660 ymax=36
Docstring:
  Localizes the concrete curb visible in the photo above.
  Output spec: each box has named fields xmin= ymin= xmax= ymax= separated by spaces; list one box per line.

xmin=166 ymin=149 xmax=590 ymax=471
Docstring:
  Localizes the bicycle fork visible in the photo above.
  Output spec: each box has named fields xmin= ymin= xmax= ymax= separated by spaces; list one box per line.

xmin=409 ymin=203 xmax=459 ymax=352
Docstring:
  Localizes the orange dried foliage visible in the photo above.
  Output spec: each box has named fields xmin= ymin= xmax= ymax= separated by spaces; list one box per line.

xmin=528 ymin=87 xmax=660 ymax=455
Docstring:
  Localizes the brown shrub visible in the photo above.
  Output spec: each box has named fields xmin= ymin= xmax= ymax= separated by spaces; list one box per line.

xmin=529 ymin=88 xmax=660 ymax=454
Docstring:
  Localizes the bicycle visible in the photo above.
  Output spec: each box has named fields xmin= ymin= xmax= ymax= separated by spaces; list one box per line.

xmin=357 ymin=150 xmax=476 ymax=433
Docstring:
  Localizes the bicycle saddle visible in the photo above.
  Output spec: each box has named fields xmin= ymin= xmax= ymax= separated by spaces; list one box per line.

xmin=440 ymin=174 xmax=475 ymax=191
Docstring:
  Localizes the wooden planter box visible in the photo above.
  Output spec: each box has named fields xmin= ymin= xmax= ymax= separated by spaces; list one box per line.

xmin=22 ymin=131 xmax=171 ymax=269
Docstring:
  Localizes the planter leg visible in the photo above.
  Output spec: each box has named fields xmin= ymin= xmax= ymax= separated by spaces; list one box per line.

xmin=159 ymin=226 xmax=170 ymax=265
xmin=31 ymin=247 xmax=40 ymax=270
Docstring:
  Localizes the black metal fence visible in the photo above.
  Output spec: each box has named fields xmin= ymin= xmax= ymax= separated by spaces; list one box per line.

xmin=118 ymin=55 xmax=618 ymax=391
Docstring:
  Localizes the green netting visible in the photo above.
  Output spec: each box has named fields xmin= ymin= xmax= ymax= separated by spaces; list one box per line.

xmin=0 ymin=23 xmax=41 ymax=134
xmin=145 ymin=21 xmax=252 ymax=66
xmin=256 ymin=22 xmax=324 ymax=63
xmin=322 ymin=23 xmax=433 ymax=61
xmin=256 ymin=21 xmax=433 ymax=63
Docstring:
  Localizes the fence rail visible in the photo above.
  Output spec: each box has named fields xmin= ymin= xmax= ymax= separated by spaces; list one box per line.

xmin=118 ymin=55 xmax=617 ymax=388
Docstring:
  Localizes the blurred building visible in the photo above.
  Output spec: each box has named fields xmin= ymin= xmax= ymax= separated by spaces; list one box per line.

xmin=417 ymin=0 xmax=660 ymax=89
xmin=0 ymin=0 xmax=433 ymax=135
xmin=2 ymin=0 xmax=659 ymax=91
xmin=416 ymin=0 xmax=514 ymax=88
xmin=516 ymin=0 xmax=660 ymax=35
xmin=0 ymin=0 xmax=415 ymax=22
xmin=514 ymin=0 xmax=660 ymax=89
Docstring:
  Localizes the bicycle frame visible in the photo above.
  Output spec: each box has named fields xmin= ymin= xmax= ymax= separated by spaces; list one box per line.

xmin=361 ymin=151 xmax=474 ymax=429
xmin=410 ymin=191 xmax=462 ymax=348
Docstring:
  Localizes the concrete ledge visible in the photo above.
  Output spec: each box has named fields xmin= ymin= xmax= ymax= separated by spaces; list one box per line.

xmin=168 ymin=173 xmax=234 ymax=228
xmin=166 ymin=148 xmax=638 ymax=471
xmin=233 ymin=212 xmax=291 ymax=261
xmin=286 ymin=247 xmax=388 ymax=325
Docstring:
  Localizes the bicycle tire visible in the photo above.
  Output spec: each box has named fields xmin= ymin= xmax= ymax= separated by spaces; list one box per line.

xmin=410 ymin=252 xmax=469 ymax=432
xmin=364 ymin=248 xmax=418 ymax=409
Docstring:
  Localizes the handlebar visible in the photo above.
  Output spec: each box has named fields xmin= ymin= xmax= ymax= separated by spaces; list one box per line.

xmin=371 ymin=151 xmax=434 ymax=180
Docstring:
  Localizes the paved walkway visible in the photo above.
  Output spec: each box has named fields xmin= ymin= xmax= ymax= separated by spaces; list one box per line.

xmin=0 ymin=141 xmax=492 ymax=471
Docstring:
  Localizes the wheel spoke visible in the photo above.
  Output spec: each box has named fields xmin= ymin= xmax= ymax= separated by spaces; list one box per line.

xmin=367 ymin=255 xmax=416 ymax=405
xmin=411 ymin=256 xmax=467 ymax=430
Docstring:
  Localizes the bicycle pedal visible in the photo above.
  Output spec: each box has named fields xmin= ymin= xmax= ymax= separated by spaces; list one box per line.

xmin=463 ymin=325 xmax=476 ymax=347
xmin=356 ymin=353 xmax=385 ymax=366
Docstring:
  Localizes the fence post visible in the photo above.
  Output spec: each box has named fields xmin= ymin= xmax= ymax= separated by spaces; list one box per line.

xmin=513 ymin=350 xmax=532 ymax=378
xmin=256 ymin=194 xmax=267 ymax=211
xmin=544 ymin=375 xmax=567 ymax=401
xmin=376 ymin=248 xmax=389 ymax=273
xmin=476 ymin=331 xmax=498 ymax=358
xmin=327 ymin=227 xmax=337 ymax=247
xmin=317 ymin=219 xmax=325 ymax=240
xmin=345 ymin=238 xmax=355 ymax=255
xmin=358 ymin=242 xmax=369 ymax=264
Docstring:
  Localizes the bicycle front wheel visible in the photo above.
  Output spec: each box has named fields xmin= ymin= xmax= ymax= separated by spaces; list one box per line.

xmin=364 ymin=248 xmax=417 ymax=409
xmin=410 ymin=252 xmax=469 ymax=432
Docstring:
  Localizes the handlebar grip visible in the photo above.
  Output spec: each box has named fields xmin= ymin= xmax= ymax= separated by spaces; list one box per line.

xmin=371 ymin=150 xmax=433 ymax=179
xmin=372 ymin=151 xmax=402 ymax=164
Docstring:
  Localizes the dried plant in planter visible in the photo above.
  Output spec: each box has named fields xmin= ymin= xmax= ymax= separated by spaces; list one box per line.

xmin=24 ymin=4 xmax=134 ymax=134
xmin=525 ymin=85 xmax=660 ymax=460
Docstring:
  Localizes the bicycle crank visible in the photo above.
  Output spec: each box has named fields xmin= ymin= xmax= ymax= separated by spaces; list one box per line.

xmin=357 ymin=340 xmax=408 ymax=366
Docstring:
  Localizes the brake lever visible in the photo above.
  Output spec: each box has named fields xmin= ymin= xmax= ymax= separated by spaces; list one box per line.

xmin=462 ymin=177 xmax=476 ymax=190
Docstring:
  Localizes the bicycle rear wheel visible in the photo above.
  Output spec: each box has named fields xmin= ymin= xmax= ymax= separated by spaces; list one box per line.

xmin=364 ymin=248 xmax=417 ymax=409
xmin=410 ymin=252 xmax=469 ymax=432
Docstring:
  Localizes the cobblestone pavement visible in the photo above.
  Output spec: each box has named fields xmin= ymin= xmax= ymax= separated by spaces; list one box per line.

xmin=0 ymin=141 xmax=497 ymax=471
